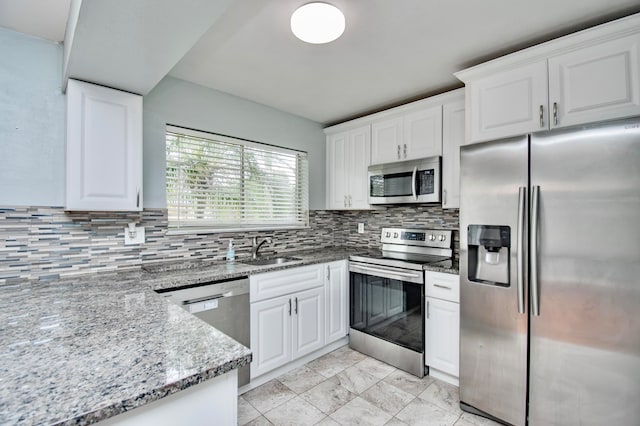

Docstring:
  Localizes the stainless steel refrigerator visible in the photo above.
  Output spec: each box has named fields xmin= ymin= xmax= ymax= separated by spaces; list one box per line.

xmin=459 ymin=117 xmax=640 ymax=425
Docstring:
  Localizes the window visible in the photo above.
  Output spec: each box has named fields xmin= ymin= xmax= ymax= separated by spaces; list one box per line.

xmin=166 ymin=126 xmax=309 ymax=231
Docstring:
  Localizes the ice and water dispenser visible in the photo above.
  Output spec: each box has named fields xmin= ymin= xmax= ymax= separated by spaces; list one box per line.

xmin=467 ymin=225 xmax=511 ymax=286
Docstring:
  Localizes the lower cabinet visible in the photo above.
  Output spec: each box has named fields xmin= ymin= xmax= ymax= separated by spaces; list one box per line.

xmin=425 ymin=271 xmax=460 ymax=383
xmin=325 ymin=260 xmax=349 ymax=344
xmin=250 ymin=260 xmax=348 ymax=379
xmin=425 ymin=296 xmax=460 ymax=377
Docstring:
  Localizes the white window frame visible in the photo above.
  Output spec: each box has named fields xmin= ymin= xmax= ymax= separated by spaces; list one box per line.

xmin=165 ymin=125 xmax=309 ymax=234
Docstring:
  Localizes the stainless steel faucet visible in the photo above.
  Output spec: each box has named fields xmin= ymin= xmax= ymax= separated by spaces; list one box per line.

xmin=251 ymin=237 xmax=273 ymax=259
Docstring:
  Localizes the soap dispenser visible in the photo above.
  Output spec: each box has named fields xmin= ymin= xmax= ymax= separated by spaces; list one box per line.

xmin=226 ymin=239 xmax=235 ymax=262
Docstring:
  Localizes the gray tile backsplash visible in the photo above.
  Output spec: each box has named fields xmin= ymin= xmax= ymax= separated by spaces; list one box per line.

xmin=0 ymin=206 xmax=459 ymax=282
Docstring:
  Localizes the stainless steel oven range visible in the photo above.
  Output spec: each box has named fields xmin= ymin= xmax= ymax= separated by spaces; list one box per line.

xmin=349 ymin=227 xmax=453 ymax=377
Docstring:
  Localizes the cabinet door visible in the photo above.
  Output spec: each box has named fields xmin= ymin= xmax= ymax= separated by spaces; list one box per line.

xmin=347 ymin=126 xmax=371 ymax=209
xmin=325 ymin=260 xmax=348 ymax=344
xmin=442 ymin=99 xmax=465 ymax=209
xmin=404 ymin=105 xmax=443 ymax=160
xmin=548 ymin=33 xmax=640 ymax=129
xmin=326 ymin=133 xmax=349 ymax=209
xmin=292 ymin=287 xmax=325 ymax=359
xmin=371 ymin=117 xmax=403 ymax=165
xmin=66 ymin=79 xmax=143 ymax=211
xmin=425 ymin=297 xmax=460 ymax=377
xmin=250 ymin=295 xmax=292 ymax=378
xmin=468 ymin=60 xmax=548 ymax=143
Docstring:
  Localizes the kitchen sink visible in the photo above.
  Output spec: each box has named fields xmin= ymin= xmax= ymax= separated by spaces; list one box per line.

xmin=240 ymin=256 xmax=302 ymax=266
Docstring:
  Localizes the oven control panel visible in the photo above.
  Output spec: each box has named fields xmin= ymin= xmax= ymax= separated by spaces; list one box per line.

xmin=381 ymin=227 xmax=452 ymax=248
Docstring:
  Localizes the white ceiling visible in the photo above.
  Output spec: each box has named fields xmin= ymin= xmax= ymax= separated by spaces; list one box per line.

xmin=0 ymin=0 xmax=70 ymax=42
xmin=2 ymin=0 xmax=640 ymax=125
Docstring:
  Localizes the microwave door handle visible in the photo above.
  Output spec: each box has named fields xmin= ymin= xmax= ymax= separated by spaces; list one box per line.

xmin=411 ymin=166 xmax=418 ymax=200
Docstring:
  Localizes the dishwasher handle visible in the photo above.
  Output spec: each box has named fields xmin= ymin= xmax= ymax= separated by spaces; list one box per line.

xmin=182 ymin=292 xmax=230 ymax=306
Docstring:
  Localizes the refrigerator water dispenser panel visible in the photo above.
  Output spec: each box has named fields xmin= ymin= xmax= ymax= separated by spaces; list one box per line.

xmin=467 ymin=225 xmax=510 ymax=286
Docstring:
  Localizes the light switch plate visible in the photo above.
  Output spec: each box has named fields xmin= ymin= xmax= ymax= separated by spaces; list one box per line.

xmin=124 ymin=226 xmax=145 ymax=245
xmin=357 ymin=223 xmax=365 ymax=233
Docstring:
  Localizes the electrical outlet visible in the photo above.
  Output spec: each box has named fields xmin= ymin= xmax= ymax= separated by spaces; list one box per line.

xmin=357 ymin=222 xmax=365 ymax=234
xmin=124 ymin=226 xmax=145 ymax=245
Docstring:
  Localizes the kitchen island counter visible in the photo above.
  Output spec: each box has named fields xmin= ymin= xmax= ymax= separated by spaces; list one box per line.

xmin=0 ymin=271 xmax=251 ymax=425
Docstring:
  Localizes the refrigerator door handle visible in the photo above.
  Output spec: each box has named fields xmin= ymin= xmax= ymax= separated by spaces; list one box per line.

xmin=517 ymin=186 xmax=526 ymax=314
xmin=530 ymin=185 xmax=541 ymax=316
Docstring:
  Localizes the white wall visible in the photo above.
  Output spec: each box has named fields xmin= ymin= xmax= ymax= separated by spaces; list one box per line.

xmin=0 ymin=28 xmax=66 ymax=206
xmin=143 ymin=76 xmax=326 ymax=209
xmin=0 ymin=29 xmax=327 ymax=210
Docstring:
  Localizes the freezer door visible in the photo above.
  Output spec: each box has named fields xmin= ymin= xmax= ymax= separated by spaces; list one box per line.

xmin=528 ymin=118 xmax=640 ymax=425
xmin=459 ymin=136 xmax=529 ymax=426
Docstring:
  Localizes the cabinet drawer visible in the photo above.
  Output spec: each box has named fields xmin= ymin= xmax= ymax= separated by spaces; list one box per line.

xmin=425 ymin=271 xmax=459 ymax=303
xmin=250 ymin=263 xmax=324 ymax=302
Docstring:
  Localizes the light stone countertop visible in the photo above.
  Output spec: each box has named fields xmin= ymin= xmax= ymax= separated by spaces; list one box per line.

xmin=0 ymin=246 xmax=458 ymax=425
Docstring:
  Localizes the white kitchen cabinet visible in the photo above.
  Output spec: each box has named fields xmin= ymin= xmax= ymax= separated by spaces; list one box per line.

xmin=441 ymin=97 xmax=466 ymax=209
xmin=66 ymin=79 xmax=143 ymax=211
xmin=425 ymin=271 xmax=460 ymax=385
xmin=371 ymin=106 xmax=442 ymax=165
xmin=250 ymin=294 xmax=292 ymax=378
xmin=250 ymin=264 xmax=326 ymax=378
xmin=324 ymin=260 xmax=349 ymax=344
xmin=548 ymin=32 xmax=640 ymax=128
xmin=371 ymin=117 xmax=402 ymax=164
xmin=326 ymin=125 xmax=371 ymax=210
xmin=466 ymin=60 xmax=549 ymax=143
xmin=292 ymin=286 xmax=325 ymax=359
xmin=425 ymin=296 xmax=460 ymax=378
xmin=457 ymin=14 xmax=640 ymax=143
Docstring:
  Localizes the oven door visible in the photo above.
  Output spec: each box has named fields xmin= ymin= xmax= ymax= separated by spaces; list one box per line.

xmin=368 ymin=157 xmax=441 ymax=204
xmin=349 ymin=262 xmax=424 ymax=353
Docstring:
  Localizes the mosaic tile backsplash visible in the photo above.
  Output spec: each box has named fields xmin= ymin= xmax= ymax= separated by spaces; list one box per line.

xmin=0 ymin=206 xmax=459 ymax=282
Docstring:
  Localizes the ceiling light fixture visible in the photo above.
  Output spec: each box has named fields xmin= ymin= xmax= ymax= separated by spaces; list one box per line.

xmin=290 ymin=2 xmax=345 ymax=44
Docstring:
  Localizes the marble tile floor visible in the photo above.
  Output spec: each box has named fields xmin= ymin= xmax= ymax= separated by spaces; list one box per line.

xmin=238 ymin=346 xmax=501 ymax=426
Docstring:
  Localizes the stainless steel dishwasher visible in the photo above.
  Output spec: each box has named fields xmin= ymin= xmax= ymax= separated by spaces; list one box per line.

xmin=158 ymin=277 xmax=250 ymax=387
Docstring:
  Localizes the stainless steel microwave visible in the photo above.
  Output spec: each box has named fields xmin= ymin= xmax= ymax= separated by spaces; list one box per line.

xmin=368 ymin=157 xmax=441 ymax=204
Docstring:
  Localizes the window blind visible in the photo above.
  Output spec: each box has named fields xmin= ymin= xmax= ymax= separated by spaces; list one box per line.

xmin=166 ymin=126 xmax=309 ymax=231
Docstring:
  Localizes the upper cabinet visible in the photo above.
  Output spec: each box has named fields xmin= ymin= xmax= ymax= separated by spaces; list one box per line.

xmin=325 ymin=89 xmax=464 ymax=210
xmin=326 ymin=125 xmax=371 ymax=210
xmin=371 ymin=105 xmax=442 ymax=165
xmin=456 ymin=13 xmax=640 ymax=144
xmin=442 ymin=97 xmax=466 ymax=209
xmin=66 ymin=79 xmax=143 ymax=211
xmin=548 ymin=33 xmax=640 ymax=128
xmin=466 ymin=61 xmax=549 ymax=143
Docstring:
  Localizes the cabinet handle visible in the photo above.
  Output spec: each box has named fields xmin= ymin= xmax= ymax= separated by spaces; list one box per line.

xmin=539 ymin=105 xmax=544 ymax=128
xmin=553 ymin=102 xmax=558 ymax=126
xmin=427 ymin=300 xmax=430 ymax=319
xmin=443 ymin=189 xmax=447 ymax=206
xmin=288 ymin=298 xmax=292 ymax=316
xmin=344 ymin=195 xmax=347 ymax=208
xmin=348 ymin=195 xmax=352 ymax=207
xmin=397 ymin=145 xmax=401 ymax=160
xmin=327 ymin=265 xmax=330 ymax=281
xmin=403 ymin=143 xmax=407 ymax=158
xmin=136 ymin=189 xmax=140 ymax=208
xmin=433 ymin=283 xmax=451 ymax=290
xmin=295 ymin=297 xmax=298 ymax=314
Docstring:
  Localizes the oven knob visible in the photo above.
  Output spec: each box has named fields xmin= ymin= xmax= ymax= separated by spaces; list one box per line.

xmin=393 ymin=232 xmax=399 ymax=238
xmin=385 ymin=232 xmax=391 ymax=238
xmin=438 ymin=235 xmax=446 ymax=241
xmin=428 ymin=234 xmax=436 ymax=241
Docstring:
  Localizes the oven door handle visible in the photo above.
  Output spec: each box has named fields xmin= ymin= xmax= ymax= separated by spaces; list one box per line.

xmin=350 ymin=263 xmax=424 ymax=283
xmin=411 ymin=166 xmax=418 ymax=200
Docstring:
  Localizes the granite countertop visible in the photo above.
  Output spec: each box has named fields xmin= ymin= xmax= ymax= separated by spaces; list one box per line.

xmin=0 ymin=246 xmax=458 ymax=425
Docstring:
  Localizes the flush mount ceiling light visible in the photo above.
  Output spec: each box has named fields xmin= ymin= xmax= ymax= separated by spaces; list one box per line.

xmin=290 ymin=2 xmax=345 ymax=44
